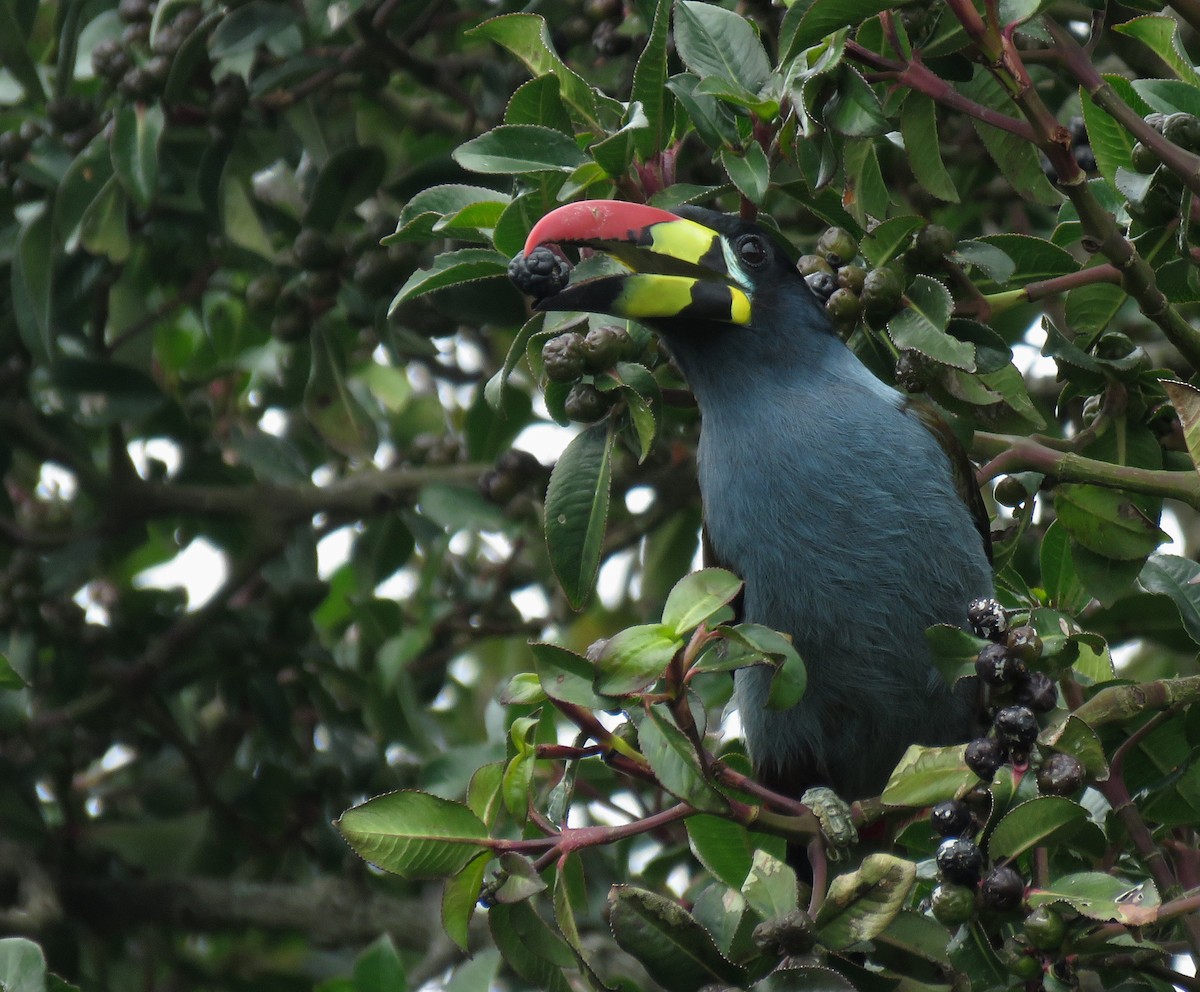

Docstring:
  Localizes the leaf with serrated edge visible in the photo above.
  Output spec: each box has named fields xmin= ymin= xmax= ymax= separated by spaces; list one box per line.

xmin=639 ymin=704 xmax=726 ymax=811
xmin=389 ymin=249 xmax=509 ymax=314
xmin=814 ymin=854 xmax=916 ymax=950
xmin=1026 ymin=873 xmax=1159 ymax=925
xmin=1139 ymin=553 xmax=1200 ymax=645
xmin=337 ymin=791 xmax=489 ymax=879
xmin=594 ymin=623 xmax=680 ymax=695
xmin=987 ymin=797 xmax=1088 ymax=862
xmin=888 ymin=276 xmax=975 ymax=370
xmin=882 ymin=743 xmax=972 ymax=807
xmin=607 ymin=885 xmax=746 ymax=992
xmin=662 ymin=568 xmax=743 ymax=637
xmin=544 ymin=422 xmax=614 ymax=609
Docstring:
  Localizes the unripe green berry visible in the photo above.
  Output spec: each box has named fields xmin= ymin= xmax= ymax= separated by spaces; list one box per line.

xmin=931 ymin=883 xmax=976 ymax=927
xmin=911 ymin=223 xmax=956 ymax=263
xmin=246 ymin=274 xmax=282 ymax=311
xmin=836 ymin=264 xmax=865 ymax=294
xmin=1130 ymin=141 xmax=1158 ymax=174
xmin=1022 ymin=905 xmax=1066 ymax=951
xmin=860 ymin=266 xmax=904 ymax=316
xmin=816 ymin=226 xmax=858 ymax=267
xmin=293 ymin=228 xmax=339 ymax=270
xmin=796 ymin=254 xmax=833 ymax=277
xmin=993 ymin=475 xmax=1028 ymax=507
xmin=825 ymin=287 xmax=861 ymax=324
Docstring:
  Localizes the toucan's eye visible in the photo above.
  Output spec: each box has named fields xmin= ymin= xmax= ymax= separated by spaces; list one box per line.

xmin=736 ymin=234 xmax=768 ymax=268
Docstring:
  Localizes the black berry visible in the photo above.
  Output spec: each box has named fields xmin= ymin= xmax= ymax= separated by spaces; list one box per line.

xmin=930 ymin=799 xmax=973 ymax=838
xmin=495 ymin=448 xmax=542 ymax=484
xmin=993 ymin=706 xmax=1039 ymax=749
xmin=1005 ymin=625 xmax=1042 ymax=663
xmin=967 ymin=597 xmax=1008 ymax=640
xmin=541 ymin=332 xmax=586 ymax=383
xmin=805 ymin=270 xmax=836 ymax=302
xmin=564 ymin=382 xmax=609 ymax=422
xmin=1036 ymin=752 xmax=1085 ymax=796
xmin=478 ymin=469 xmax=519 ymax=505
xmin=936 ymin=837 xmax=984 ymax=886
xmin=508 ymin=246 xmax=570 ymax=299
xmin=965 ymin=737 xmax=1007 ymax=781
xmin=974 ymin=643 xmax=1024 ymax=686
xmin=91 ymin=38 xmax=132 ymax=83
xmin=980 ymin=866 xmax=1025 ymax=912
xmin=1015 ymin=671 xmax=1058 ymax=713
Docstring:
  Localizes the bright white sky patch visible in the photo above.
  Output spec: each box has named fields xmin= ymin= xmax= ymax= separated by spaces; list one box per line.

xmin=133 ymin=538 xmax=229 ymax=609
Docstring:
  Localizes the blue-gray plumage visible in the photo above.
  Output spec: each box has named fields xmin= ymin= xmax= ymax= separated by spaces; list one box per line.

xmin=524 ymin=201 xmax=994 ymax=801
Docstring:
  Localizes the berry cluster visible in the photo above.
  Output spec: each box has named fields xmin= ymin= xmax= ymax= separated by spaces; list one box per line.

xmin=797 ymin=226 xmax=870 ymax=331
xmin=247 ymin=217 xmax=407 ymax=343
xmin=1126 ymin=112 xmax=1200 ymax=225
xmin=963 ymin=598 xmax=1084 ymax=795
xmin=537 ymin=324 xmax=640 ymax=422
xmin=929 ymin=799 xmax=1026 ymax=927
xmin=478 ymin=448 xmax=546 ymax=507
xmin=91 ymin=1 xmax=204 ymax=106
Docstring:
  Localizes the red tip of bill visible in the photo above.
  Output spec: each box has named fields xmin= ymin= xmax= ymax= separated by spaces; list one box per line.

xmin=523 ymin=200 xmax=680 ymax=256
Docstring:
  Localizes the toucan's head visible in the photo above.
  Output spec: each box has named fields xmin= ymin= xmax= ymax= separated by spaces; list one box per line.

xmin=523 ymin=201 xmax=835 ymax=375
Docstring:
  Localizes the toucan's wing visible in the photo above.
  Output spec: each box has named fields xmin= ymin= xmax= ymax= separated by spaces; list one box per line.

xmin=902 ymin=397 xmax=993 ymax=563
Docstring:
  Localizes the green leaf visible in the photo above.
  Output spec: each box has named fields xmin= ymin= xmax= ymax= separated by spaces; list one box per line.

xmin=336 ymin=791 xmax=489 ymax=879
xmin=489 ymin=902 xmax=574 ymax=992
xmin=304 ymin=328 xmax=378 ymax=459
xmin=631 ymin=0 xmax=673 ymax=157
xmin=13 ymin=207 xmax=54 ymax=361
xmin=505 ymin=74 xmax=574 ymax=134
xmin=388 ymin=249 xmax=509 ymax=314
xmin=531 ymin=641 xmax=612 ymax=709
xmin=686 ymin=815 xmax=755 ymax=890
xmin=785 ymin=0 xmax=894 ymax=63
xmin=925 ymin=623 xmax=990 ymax=685
xmin=719 ymin=143 xmax=770 ymax=205
xmin=663 ymin=568 xmax=743 ymax=637
xmin=1054 ymin=484 xmax=1167 ymax=561
xmin=741 ymin=849 xmax=800 ymax=921
xmin=0 ymin=654 xmax=26 ymax=691
xmin=1040 ymin=520 xmax=1091 ymax=614
xmin=591 ymin=101 xmax=650 ymax=178
xmin=814 ymin=853 xmax=916 ymax=951
xmin=1139 ymin=553 xmax=1200 ymax=645
xmin=453 ymin=125 xmax=588 ymax=175
xmin=111 ymin=103 xmax=164 ymax=210
xmin=493 ymin=852 xmax=549 ymax=904
xmin=607 ymin=885 xmax=747 ymax=992
xmin=720 ymin=624 xmax=807 ymax=709
xmin=860 ymin=216 xmax=923 ymax=267
xmin=987 ymin=797 xmax=1089 ymax=862
xmin=900 ymin=94 xmax=959 ymax=202
xmin=305 ymin=145 xmax=387 ymax=233
xmin=961 ymin=69 xmax=1061 ymax=206
xmin=1026 ymin=873 xmax=1159 ymax=925
xmin=882 ymin=743 xmax=972 ymax=807
xmin=1080 ymin=83 xmax=1134 ymax=191
xmin=353 ymin=934 xmax=408 ymax=992
xmin=975 ymin=236 xmax=1078 ymax=286
xmin=0 ymin=938 xmax=48 ymax=992
xmin=824 ymin=66 xmax=889 ymax=137
xmin=594 ymin=623 xmax=681 ymax=695
xmin=1164 ymin=380 xmax=1200 ymax=479
xmin=1071 ymin=542 xmax=1144 ymax=608
xmin=1114 ymin=16 xmax=1200 ymax=87
xmin=888 ymin=276 xmax=975 ymax=370
xmin=221 ymin=174 xmax=274 ymax=260
xmin=79 ymin=176 xmax=132 ymax=264
xmin=209 ymin=0 xmax=300 ymax=57
xmin=667 ymin=72 xmax=740 ymax=150
xmin=0 ymin=6 xmax=46 ymax=101
xmin=1131 ymin=77 xmax=1200 ymax=116
xmin=469 ymin=15 xmax=598 ymax=124
xmin=390 ymin=186 xmax=512 ymax=245
xmin=544 ymin=422 xmax=614 ymax=609
xmin=673 ymin=1 xmax=771 ymax=93
xmin=639 ymin=703 xmax=726 ymax=811
xmin=1064 ymin=280 xmax=1126 ymax=339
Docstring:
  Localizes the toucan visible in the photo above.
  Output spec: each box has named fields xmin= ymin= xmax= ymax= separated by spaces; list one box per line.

xmin=523 ymin=201 xmax=994 ymax=802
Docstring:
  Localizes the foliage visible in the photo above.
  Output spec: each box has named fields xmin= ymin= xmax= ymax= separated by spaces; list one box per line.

xmin=1 ymin=0 xmax=1200 ymax=989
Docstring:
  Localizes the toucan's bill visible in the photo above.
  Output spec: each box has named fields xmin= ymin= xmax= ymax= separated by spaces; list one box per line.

xmin=523 ymin=200 xmax=752 ymax=325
